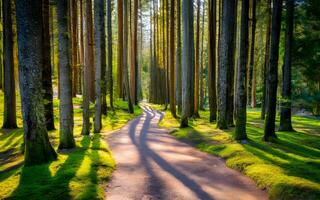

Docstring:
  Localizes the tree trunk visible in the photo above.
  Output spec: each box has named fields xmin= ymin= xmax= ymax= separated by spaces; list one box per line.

xmin=107 ymin=0 xmax=114 ymax=110
xmin=87 ymin=0 xmax=95 ymax=102
xmin=118 ymin=0 xmax=124 ymax=98
xmin=180 ymin=0 xmax=195 ymax=127
xmin=208 ymin=0 xmax=217 ymax=122
xmin=169 ymin=0 xmax=176 ymax=118
xmin=82 ymin=0 xmax=92 ymax=135
xmin=16 ymin=0 xmax=57 ymax=165
xmin=279 ymin=0 xmax=294 ymax=131
xmin=194 ymin=0 xmax=201 ymax=118
xmin=234 ymin=0 xmax=249 ymax=140
xmin=130 ymin=0 xmax=138 ymax=105
xmin=57 ymin=0 xmax=76 ymax=149
xmin=42 ymin=0 xmax=55 ymax=131
xmin=217 ymin=0 xmax=237 ymax=129
xmin=94 ymin=0 xmax=106 ymax=133
xmin=71 ymin=0 xmax=78 ymax=98
xmin=2 ymin=0 xmax=17 ymax=129
xmin=175 ymin=0 xmax=182 ymax=113
xmin=199 ymin=0 xmax=205 ymax=111
xmin=264 ymin=0 xmax=283 ymax=141
xmin=250 ymin=0 xmax=257 ymax=108
xmin=261 ymin=0 xmax=271 ymax=120
xmin=0 ymin=0 xmax=3 ymax=92
xmin=123 ymin=0 xmax=134 ymax=113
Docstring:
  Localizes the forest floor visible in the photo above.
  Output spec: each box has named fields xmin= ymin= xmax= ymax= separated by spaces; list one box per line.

xmin=0 ymin=93 xmax=141 ymax=199
xmin=150 ymin=104 xmax=320 ymax=200
xmin=105 ymin=105 xmax=267 ymax=200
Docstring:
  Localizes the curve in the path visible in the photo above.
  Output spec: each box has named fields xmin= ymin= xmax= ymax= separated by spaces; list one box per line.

xmin=105 ymin=106 xmax=268 ymax=200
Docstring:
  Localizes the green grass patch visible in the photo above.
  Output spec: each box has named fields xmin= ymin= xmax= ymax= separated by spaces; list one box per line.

xmin=152 ymin=105 xmax=320 ymax=200
xmin=0 ymin=92 xmax=141 ymax=199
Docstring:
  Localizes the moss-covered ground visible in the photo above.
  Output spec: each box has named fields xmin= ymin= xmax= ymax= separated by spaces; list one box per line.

xmin=150 ymin=104 xmax=320 ymax=200
xmin=0 ymin=92 xmax=141 ymax=200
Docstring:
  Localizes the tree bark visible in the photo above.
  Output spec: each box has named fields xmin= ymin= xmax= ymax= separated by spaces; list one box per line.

xmin=2 ymin=0 xmax=17 ymax=129
xmin=107 ymin=0 xmax=114 ymax=110
xmin=71 ymin=0 xmax=78 ymax=98
xmin=180 ymin=0 xmax=195 ymax=127
xmin=16 ymin=0 xmax=57 ymax=165
xmin=261 ymin=0 xmax=271 ymax=120
xmin=94 ymin=0 xmax=106 ymax=133
xmin=264 ymin=0 xmax=283 ymax=141
xmin=199 ymin=0 xmax=205 ymax=111
xmin=57 ymin=0 xmax=76 ymax=149
xmin=217 ymin=0 xmax=237 ymax=129
xmin=118 ymin=0 xmax=124 ymax=98
xmin=123 ymin=0 xmax=134 ymax=113
xmin=194 ymin=0 xmax=201 ymax=118
xmin=82 ymin=0 xmax=92 ymax=135
xmin=249 ymin=0 xmax=257 ymax=108
xmin=87 ymin=0 xmax=95 ymax=102
xmin=169 ymin=0 xmax=176 ymax=118
xmin=175 ymin=0 xmax=182 ymax=113
xmin=279 ymin=0 xmax=294 ymax=131
xmin=42 ymin=0 xmax=55 ymax=131
xmin=234 ymin=0 xmax=249 ymax=140
xmin=130 ymin=0 xmax=138 ymax=105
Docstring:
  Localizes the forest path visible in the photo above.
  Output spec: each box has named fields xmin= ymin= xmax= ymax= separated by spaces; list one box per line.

xmin=105 ymin=105 xmax=268 ymax=200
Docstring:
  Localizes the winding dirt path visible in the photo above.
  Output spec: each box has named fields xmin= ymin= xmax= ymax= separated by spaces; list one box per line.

xmin=105 ymin=106 xmax=268 ymax=200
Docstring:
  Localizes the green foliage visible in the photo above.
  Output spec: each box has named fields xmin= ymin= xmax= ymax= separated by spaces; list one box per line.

xmin=155 ymin=106 xmax=320 ymax=200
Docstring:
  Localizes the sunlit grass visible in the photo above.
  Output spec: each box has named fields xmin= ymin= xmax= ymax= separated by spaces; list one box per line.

xmin=0 ymin=92 xmax=141 ymax=199
xmin=151 ymin=105 xmax=320 ymax=200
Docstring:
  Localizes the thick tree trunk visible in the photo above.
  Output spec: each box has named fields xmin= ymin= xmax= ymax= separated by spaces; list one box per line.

xmin=2 ymin=0 xmax=17 ymax=129
xmin=169 ymin=0 xmax=176 ymax=118
xmin=208 ymin=0 xmax=217 ymax=122
xmin=194 ymin=0 xmax=201 ymax=118
xmin=94 ymin=0 xmax=106 ymax=133
xmin=57 ymin=0 xmax=76 ymax=149
xmin=82 ymin=0 xmax=92 ymax=135
xmin=123 ymin=0 xmax=134 ymax=113
xmin=118 ymin=0 xmax=124 ymax=98
xmin=42 ymin=0 xmax=55 ymax=131
xmin=234 ymin=0 xmax=249 ymax=140
xmin=16 ymin=0 xmax=57 ymax=165
xmin=107 ymin=0 xmax=114 ymax=110
xmin=279 ymin=0 xmax=294 ymax=131
xmin=217 ymin=0 xmax=237 ymax=129
xmin=180 ymin=0 xmax=195 ymax=127
xmin=264 ymin=0 xmax=283 ymax=141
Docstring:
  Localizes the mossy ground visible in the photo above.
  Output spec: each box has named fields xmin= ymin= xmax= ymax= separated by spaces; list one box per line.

xmin=0 ymin=92 xmax=141 ymax=199
xmin=150 ymin=104 xmax=320 ymax=200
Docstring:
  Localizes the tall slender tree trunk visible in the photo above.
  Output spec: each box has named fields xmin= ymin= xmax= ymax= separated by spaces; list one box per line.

xmin=261 ymin=0 xmax=271 ymax=120
xmin=208 ymin=0 xmax=217 ymax=122
xmin=199 ymin=0 xmax=205 ymax=111
xmin=16 ymin=0 xmax=57 ymax=165
xmin=107 ymin=0 xmax=114 ymax=110
xmin=118 ymin=0 xmax=124 ymax=98
xmin=82 ymin=0 xmax=92 ymax=135
xmin=87 ymin=0 xmax=95 ymax=102
xmin=71 ymin=0 xmax=78 ymax=98
xmin=217 ymin=0 xmax=237 ymax=129
xmin=180 ymin=0 xmax=195 ymax=127
xmin=2 ymin=0 xmax=17 ymax=129
xmin=250 ymin=0 xmax=257 ymax=108
xmin=42 ymin=0 xmax=55 ymax=131
xmin=279 ymin=0 xmax=294 ymax=131
xmin=123 ymin=0 xmax=134 ymax=113
xmin=130 ymin=0 xmax=138 ymax=105
xmin=57 ymin=0 xmax=76 ymax=149
xmin=194 ymin=0 xmax=201 ymax=118
xmin=234 ymin=0 xmax=249 ymax=140
xmin=176 ymin=0 xmax=182 ymax=114
xmin=264 ymin=0 xmax=283 ymax=141
xmin=169 ymin=0 xmax=176 ymax=118
xmin=94 ymin=0 xmax=106 ymax=133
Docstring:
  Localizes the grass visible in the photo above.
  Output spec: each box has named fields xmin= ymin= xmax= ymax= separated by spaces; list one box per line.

xmin=151 ymin=104 xmax=320 ymax=200
xmin=0 ymin=92 xmax=141 ymax=200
